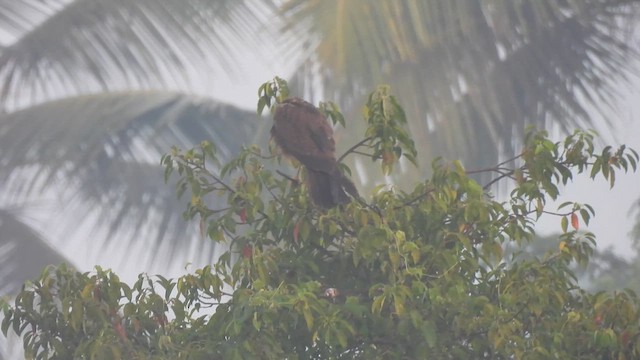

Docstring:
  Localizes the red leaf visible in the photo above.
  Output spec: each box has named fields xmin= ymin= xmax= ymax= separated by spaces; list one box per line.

xmin=621 ymin=330 xmax=631 ymax=345
xmin=155 ymin=314 xmax=167 ymax=328
xmin=242 ymin=245 xmax=252 ymax=259
xmin=133 ymin=319 xmax=141 ymax=334
xmin=113 ymin=321 xmax=127 ymax=341
xmin=594 ymin=313 xmax=603 ymax=326
xmin=293 ymin=222 xmax=300 ymax=243
xmin=239 ymin=208 xmax=247 ymax=223
xmin=571 ymin=212 xmax=579 ymax=230
xmin=93 ymin=286 xmax=102 ymax=301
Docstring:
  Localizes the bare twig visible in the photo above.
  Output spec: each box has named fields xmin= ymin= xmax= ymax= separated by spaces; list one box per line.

xmin=338 ymin=136 xmax=373 ymax=163
xmin=351 ymin=150 xmax=374 ymax=158
xmin=276 ymin=170 xmax=300 ymax=185
xmin=248 ymin=149 xmax=277 ymax=160
xmin=497 ymin=152 xmax=524 ymax=167
xmin=188 ymin=160 xmax=236 ymax=194
xmin=394 ymin=188 xmax=436 ymax=209
xmin=482 ymin=170 xmax=517 ymax=190
xmin=466 ymin=166 xmax=513 ymax=175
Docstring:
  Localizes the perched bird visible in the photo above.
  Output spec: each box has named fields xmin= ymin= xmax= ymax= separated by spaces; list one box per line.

xmin=271 ymin=97 xmax=359 ymax=208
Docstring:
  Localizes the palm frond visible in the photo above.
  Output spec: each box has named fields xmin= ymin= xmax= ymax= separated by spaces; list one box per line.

xmin=0 ymin=0 xmax=275 ymax=110
xmin=283 ymin=0 xmax=640 ymax=186
xmin=0 ymin=91 xmax=258 ymax=187
xmin=0 ymin=0 xmax=67 ymax=41
xmin=49 ymin=159 xmax=226 ymax=270
xmin=0 ymin=91 xmax=261 ymax=267
xmin=0 ymin=207 xmax=71 ymax=297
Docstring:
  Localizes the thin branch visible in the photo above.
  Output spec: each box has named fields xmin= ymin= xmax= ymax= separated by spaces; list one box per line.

xmin=466 ymin=167 xmax=513 ymax=175
xmin=541 ymin=210 xmax=574 ymax=217
xmin=394 ymin=188 xmax=435 ymax=209
xmin=276 ymin=170 xmax=300 ymax=185
xmin=496 ymin=152 xmax=524 ymax=167
xmin=249 ymin=149 xmax=277 ymax=160
xmin=351 ymin=150 xmax=374 ymax=158
xmin=425 ymin=260 xmax=460 ymax=279
xmin=483 ymin=170 xmax=517 ymax=190
xmin=266 ymin=185 xmax=286 ymax=205
xmin=338 ymin=136 xmax=373 ymax=163
xmin=187 ymin=159 xmax=236 ymax=194
xmin=185 ymin=158 xmax=275 ymax=222
xmin=208 ymin=207 xmax=231 ymax=215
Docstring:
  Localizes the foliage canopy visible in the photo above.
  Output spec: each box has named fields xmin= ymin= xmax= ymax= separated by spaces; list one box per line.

xmin=2 ymin=80 xmax=640 ymax=359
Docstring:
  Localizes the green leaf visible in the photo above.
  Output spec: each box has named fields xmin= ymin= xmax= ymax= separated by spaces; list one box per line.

xmin=252 ymin=312 xmax=261 ymax=331
xmin=1 ymin=309 xmax=12 ymax=336
xmin=336 ymin=328 xmax=348 ymax=348
xmin=371 ymin=295 xmax=386 ymax=315
xmin=70 ymin=299 xmax=84 ymax=331
xmin=257 ymin=97 xmax=268 ymax=116
xmin=561 ymin=216 xmax=569 ymax=233
xmin=303 ymin=304 xmax=314 ymax=330
xmin=609 ymin=169 xmax=615 ymax=188
xmin=393 ymin=294 xmax=406 ymax=316
xmin=423 ymin=320 xmax=437 ymax=348
xmin=579 ymin=209 xmax=591 ymax=226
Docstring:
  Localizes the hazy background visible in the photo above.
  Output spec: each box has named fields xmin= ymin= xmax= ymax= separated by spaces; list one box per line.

xmin=2 ymin=1 xmax=640 ymax=357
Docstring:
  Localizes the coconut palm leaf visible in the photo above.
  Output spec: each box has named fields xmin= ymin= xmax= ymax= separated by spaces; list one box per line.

xmin=0 ymin=208 xmax=70 ymax=297
xmin=0 ymin=0 xmax=277 ymax=278
xmin=282 ymin=0 xmax=640 ymax=187
xmin=0 ymin=0 xmax=275 ymax=109
xmin=59 ymin=159 xmax=217 ymax=268
xmin=0 ymin=91 xmax=257 ymax=184
xmin=0 ymin=91 xmax=260 ymax=267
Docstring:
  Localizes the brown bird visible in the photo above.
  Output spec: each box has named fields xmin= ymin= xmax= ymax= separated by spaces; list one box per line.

xmin=271 ymin=97 xmax=359 ymax=208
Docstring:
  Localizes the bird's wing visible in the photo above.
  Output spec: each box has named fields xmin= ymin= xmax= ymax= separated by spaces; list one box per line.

xmin=307 ymin=121 xmax=335 ymax=154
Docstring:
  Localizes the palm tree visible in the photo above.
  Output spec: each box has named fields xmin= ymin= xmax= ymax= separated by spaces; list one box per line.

xmin=1 ymin=2 xmax=277 ymax=355
xmin=282 ymin=0 xmax=640 ymax=189
xmin=0 ymin=92 xmax=262 ymax=283
xmin=0 ymin=0 xmax=279 ymax=297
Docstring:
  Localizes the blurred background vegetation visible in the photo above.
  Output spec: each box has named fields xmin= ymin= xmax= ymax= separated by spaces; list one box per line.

xmin=2 ymin=2 xmax=640 ymax=356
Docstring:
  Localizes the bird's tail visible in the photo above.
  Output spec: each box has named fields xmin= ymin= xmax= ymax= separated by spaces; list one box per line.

xmin=306 ymin=167 xmax=359 ymax=208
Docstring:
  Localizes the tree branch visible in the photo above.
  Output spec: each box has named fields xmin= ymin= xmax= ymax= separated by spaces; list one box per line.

xmin=338 ymin=136 xmax=373 ymax=163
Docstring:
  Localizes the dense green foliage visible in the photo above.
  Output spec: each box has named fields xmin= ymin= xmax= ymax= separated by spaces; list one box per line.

xmin=2 ymin=81 xmax=640 ymax=359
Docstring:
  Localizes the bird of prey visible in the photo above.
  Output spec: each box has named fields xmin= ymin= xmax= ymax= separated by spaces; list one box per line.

xmin=271 ymin=97 xmax=359 ymax=208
